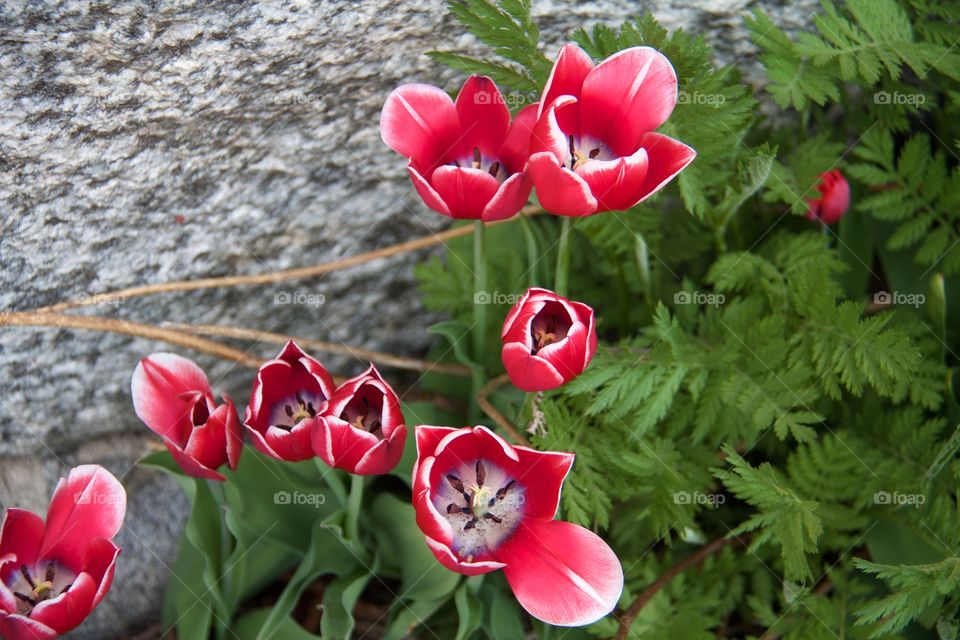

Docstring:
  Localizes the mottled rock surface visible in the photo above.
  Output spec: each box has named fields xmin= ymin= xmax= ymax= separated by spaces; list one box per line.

xmin=0 ymin=0 xmax=816 ymax=636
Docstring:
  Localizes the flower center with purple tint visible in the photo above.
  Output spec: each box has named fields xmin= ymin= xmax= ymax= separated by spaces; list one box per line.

xmin=7 ymin=561 xmax=76 ymax=616
xmin=270 ymin=390 xmax=322 ymax=429
xmin=448 ymin=146 xmax=509 ymax=182
xmin=340 ymin=386 xmax=384 ymax=439
xmin=432 ymin=459 xmax=525 ymax=561
xmin=531 ymin=301 xmax=572 ymax=354
xmin=566 ymin=135 xmax=614 ymax=171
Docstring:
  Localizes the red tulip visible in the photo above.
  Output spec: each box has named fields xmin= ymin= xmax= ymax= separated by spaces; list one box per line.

xmin=501 ymin=287 xmax=597 ymax=392
xmin=380 ymin=75 xmax=539 ymax=221
xmin=412 ymin=426 xmax=623 ymax=626
xmin=0 ymin=465 xmax=125 ymax=640
xmin=527 ymin=44 xmax=696 ymax=216
xmin=244 ymin=341 xmax=336 ymax=462
xmin=311 ymin=365 xmax=407 ymax=475
xmin=132 ymin=353 xmax=242 ymax=481
xmin=806 ymin=169 xmax=850 ymax=224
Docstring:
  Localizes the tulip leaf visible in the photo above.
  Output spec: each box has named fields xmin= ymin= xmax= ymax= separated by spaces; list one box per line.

xmin=161 ymin=528 xmax=215 ymax=640
xmin=233 ymin=607 xmax=320 ymax=640
xmin=368 ymin=493 xmax=461 ymax=602
xmin=253 ymin=520 xmax=361 ymax=640
xmin=429 ymin=320 xmax=484 ymax=375
xmin=482 ymin=577 xmax=525 ymax=640
xmin=380 ymin=597 xmax=449 ymax=640
xmin=320 ymin=569 xmax=373 ymax=640
xmin=454 ymin=578 xmax=484 ymax=640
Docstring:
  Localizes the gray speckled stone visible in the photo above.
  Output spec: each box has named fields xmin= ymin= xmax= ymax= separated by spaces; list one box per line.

xmin=0 ymin=1 xmax=817 ymax=636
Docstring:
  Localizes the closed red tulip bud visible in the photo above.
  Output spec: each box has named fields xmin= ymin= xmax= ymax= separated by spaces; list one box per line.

xmin=806 ymin=169 xmax=850 ymax=224
xmin=528 ymin=44 xmax=696 ymax=216
xmin=412 ymin=426 xmax=623 ymax=627
xmin=312 ymin=364 xmax=407 ymax=476
xmin=0 ymin=465 xmax=125 ymax=640
xmin=380 ymin=75 xmax=538 ymax=221
xmin=132 ymin=353 xmax=242 ymax=481
xmin=501 ymin=287 xmax=597 ymax=392
xmin=244 ymin=341 xmax=336 ymax=462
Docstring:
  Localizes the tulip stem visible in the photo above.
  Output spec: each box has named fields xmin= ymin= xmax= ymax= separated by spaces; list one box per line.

xmin=346 ymin=474 xmax=364 ymax=542
xmin=472 ymin=221 xmax=488 ymax=360
xmin=554 ymin=217 xmax=572 ymax=296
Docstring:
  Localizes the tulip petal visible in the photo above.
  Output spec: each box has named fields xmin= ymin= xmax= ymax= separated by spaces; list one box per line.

xmin=498 ymin=102 xmax=539 ymax=174
xmin=540 ymin=44 xmax=594 ymax=136
xmin=511 ymin=448 xmax=575 ymax=520
xmin=0 ymin=508 xmax=45 ymax=572
xmin=580 ymin=46 xmax=678 ymax=156
xmin=501 ymin=288 xmax=535 ymax=339
xmin=380 ymin=83 xmax=460 ymax=173
xmin=164 ymin=438 xmax=227 ymax=481
xmin=482 ymin=172 xmax=532 ymax=222
xmin=498 ymin=519 xmax=623 ymax=627
xmin=407 ymin=163 xmax=452 ymax=216
xmin=502 ymin=342 xmax=566 ymax=392
xmin=424 ymin=536 xmax=505 ymax=576
xmin=455 ymin=76 xmax=510 ymax=160
xmin=413 ymin=425 xmax=458 ymax=481
xmin=0 ymin=614 xmax=58 ymax=640
xmin=633 ymin=132 xmax=697 ymax=203
xmin=220 ymin=397 xmax=243 ymax=471
xmin=84 ymin=538 xmax=121 ymax=610
xmin=527 ymin=152 xmax=597 ymax=217
xmin=40 ymin=466 xmax=126 ymax=570
xmin=429 ymin=166 xmax=501 ymax=219
xmin=0 ymin=553 xmax=16 ymax=612
xmin=131 ymin=353 xmax=210 ymax=441
xmin=529 ymin=96 xmax=577 ymax=164
xmin=575 ymin=147 xmax=650 ymax=212
xmin=353 ymin=426 xmax=407 ymax=476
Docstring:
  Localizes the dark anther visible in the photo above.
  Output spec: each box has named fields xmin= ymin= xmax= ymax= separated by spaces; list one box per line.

xmin=45 ymin=563 xmax=54 ymax=583
xmin=285 ymin=405 xmax=294 ymax=417
xmin=14 ymin=592 xmax=38 ymax=606
xmin=475 ymin=460 xmax=486 ymax=486
xmin=60 ymin=583 xmax=73 ymax=595
xmin=446 ymin=474 xmax=465 ymax=493
xmin=495 ymin=480 xmax=516 ymax=501
xmin=447 ymin=503 xmax=462 ymax=514
xmin=488 ymin=161 xmax=500 ymax=177
xmin=19 ymin=565 xmax=35 ymax=589
xmin=307 ymin=402 xmax=316 ymax=416
xmin=296 ymin=392 xmax=304 ymax=405
xmin=454 ymin=160 xmax=461 ymax=167
xmin=463 ymin=518 xmax=478 ymax=530
xmin=568 ymin=135 xmax=576 ymax=169
xmin=589 ymin=147 xmax=601 ymax=159
xmin=473 ymin=147 xmax=481 ymax=166
xmin=483 ymin=513 xmax=503 ymax=523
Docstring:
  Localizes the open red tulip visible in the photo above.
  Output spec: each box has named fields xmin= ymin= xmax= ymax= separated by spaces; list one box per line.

xmin=380 ymin=75 xmax=538 ymax=221
xmin=412 ymin=426 xmax=622 ymax=627
xmin=244 ymin=341 xmax=336 ymax=462
xmin=528 ymin=43 xmax=696 ymax=216
xmin=312 ymin=364 xmax=407 ymax=475
xmin=502 ymin=287 xmax=597 ymax=392
xmin=806 ymin=169 xmax=850 ymax=224
xmin=0 ymin=465 xmax=125 ymax=640
xmin=132 ymin=353 xmax=242 ymax=481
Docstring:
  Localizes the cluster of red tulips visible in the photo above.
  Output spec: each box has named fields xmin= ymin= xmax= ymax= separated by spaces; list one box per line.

xmin=0 ymin=39 xmax=853 ymax=640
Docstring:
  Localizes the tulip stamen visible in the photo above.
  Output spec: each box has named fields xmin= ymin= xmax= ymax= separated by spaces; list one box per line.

xmin=20 ymin=565 xmax=36 ymax=589
xmin=463 ymin=517 xmax=479 ymax=530
xmin=534 ymin=329 xmax=558 ymax=351
xmin=488 ymin=161 xmax=500 ymax=177
xmin=483 ymin=512 xmax=503 ymax=523
xmin=472 ymin=147 xmax=482 ymax=169
xmin=14 ymin=592 xmax=38 ymax=606
xmin=283 ymin=392 xmax=317 ymax=426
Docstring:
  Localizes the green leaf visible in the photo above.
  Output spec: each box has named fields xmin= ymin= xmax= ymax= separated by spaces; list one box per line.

xmin=233 ymin=608 xmax=320 ymax=640
xmin=320 ymin=569 xmax=374 ymax=640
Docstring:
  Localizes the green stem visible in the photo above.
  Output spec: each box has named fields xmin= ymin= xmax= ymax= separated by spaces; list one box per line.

xmin=519 ymin=214 xmax=540 ymax=287
xmin=316 ymin=460 xmax=348 ymax=507
xmin=554 ymin=217 xmax=572 ymax=296
xmin=473 ymin=220 xmax=487 ymax=361
xmin=346 ymin=474 xmax=364 ymax=542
